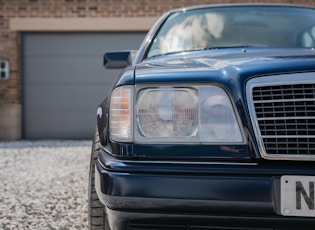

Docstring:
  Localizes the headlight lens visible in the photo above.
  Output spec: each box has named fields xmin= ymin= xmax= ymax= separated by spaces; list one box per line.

xmin=136 ymin=88 xmax=198 ymax=137
xmin=110 ymin=85 xmax=243 ymax=143
xmin=198 ymin=86 xmax=243 ymax=142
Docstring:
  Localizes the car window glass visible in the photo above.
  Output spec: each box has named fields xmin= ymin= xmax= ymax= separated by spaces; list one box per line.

xmin=146 ymin=6 xmax=315 ymax=58
xmin=301 ymin=26 xmax=315 ymax=47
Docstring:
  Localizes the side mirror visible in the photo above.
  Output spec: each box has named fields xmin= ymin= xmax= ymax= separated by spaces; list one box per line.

xmin=103 ymin=50 xmax=137 ymax=69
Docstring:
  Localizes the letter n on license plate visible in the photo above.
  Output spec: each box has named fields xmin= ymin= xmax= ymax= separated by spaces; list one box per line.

xmin=281 ymin=176 xmax=315 ymax=217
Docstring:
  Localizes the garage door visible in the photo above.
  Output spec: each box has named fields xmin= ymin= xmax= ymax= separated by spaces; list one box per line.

xmin=23 ymin=32 xmax=146 ymax=139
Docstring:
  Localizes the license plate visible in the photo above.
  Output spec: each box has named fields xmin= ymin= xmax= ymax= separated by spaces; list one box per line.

xmin=281 ymin=176 xmax=315 ymax=217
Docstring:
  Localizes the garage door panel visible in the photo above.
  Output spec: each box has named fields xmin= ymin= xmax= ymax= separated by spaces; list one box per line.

xmin=24 ymin=33 xmax=145 ymax=56
xmin=24 ymin=111 xmax=95 ymax=139
xmin=24 ymin=84 xmax=108 ymax=112
xmin=23 ymin=32 xmax=146 ymax=139
xmin=24 ymin=56 xmax=115 ymax=84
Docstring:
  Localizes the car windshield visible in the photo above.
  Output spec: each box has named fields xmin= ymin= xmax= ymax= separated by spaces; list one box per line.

xmin=146 ymin=6 xmax=315 ymax=58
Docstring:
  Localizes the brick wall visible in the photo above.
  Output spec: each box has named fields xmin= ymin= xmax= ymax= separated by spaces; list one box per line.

xmin=0 ymin=0 xmax=314 ymax=139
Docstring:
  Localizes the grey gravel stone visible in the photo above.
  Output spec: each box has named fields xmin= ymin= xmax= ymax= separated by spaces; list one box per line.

xmin=0 ymin=140 xmax=92 ymax=229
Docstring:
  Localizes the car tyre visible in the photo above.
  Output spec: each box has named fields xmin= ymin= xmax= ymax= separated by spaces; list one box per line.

xmin=88 ymin=130 xmax=109 ymax=230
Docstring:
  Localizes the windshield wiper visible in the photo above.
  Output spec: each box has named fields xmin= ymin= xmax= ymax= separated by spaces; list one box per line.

xmin=205 ymin=45 xmax=252 ymax=50
xmin=147 ymin=45 xmax=253 ymax=59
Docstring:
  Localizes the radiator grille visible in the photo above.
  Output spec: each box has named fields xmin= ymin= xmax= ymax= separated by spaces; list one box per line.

xmin=249 ymin=79 xmax=315 ymax=159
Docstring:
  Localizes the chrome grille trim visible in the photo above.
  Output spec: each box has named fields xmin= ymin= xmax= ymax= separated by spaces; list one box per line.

xmin=246 ymin=73 xmax=315 ymax=161
xmin=257 ymin=116 xmax=315 ymax=120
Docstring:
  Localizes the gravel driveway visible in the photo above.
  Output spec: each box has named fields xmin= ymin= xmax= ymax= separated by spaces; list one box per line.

xmin=0 ymin=140 xmax=92 ymax=229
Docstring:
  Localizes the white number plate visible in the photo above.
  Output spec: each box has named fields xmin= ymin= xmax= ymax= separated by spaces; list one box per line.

xmin=281 ymin=176 xmax=315 ymax=217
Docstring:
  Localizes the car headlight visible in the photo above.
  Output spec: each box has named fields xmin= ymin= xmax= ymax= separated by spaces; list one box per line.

xmin=109 ymin=85 xmax=244 ymax=143
xmin=136 ymin=87 xmax=198 ymax=138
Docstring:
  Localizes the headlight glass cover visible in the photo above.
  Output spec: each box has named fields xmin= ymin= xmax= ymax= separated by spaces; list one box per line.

xmin=136 ymin=87 xmax=198 ymax=138
xmin=110 ymin=85 xmax=244 ymax=143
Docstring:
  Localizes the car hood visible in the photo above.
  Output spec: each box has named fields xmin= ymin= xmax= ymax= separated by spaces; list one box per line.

xmin=135 ymin=48 xmax=315 ymax=84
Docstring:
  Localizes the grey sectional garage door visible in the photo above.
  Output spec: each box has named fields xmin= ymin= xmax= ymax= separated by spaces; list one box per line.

xmin=23 ymin=32 xmax=146 ymax=139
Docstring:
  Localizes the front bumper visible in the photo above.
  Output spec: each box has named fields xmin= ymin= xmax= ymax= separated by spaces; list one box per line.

xmin=95 ymin=149 xmax=315 ymax=230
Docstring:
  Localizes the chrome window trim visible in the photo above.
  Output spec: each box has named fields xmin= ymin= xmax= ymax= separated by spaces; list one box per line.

xmin=246 ymin=72 xmax=315 ymax=161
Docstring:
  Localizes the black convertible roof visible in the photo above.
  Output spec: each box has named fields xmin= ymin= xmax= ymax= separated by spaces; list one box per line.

xmin=169 ymin=3 xmax=315 ymax=13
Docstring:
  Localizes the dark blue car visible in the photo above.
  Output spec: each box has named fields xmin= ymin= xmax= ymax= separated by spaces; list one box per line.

xmin=88 ymin=4 xmax=315 ymax=229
